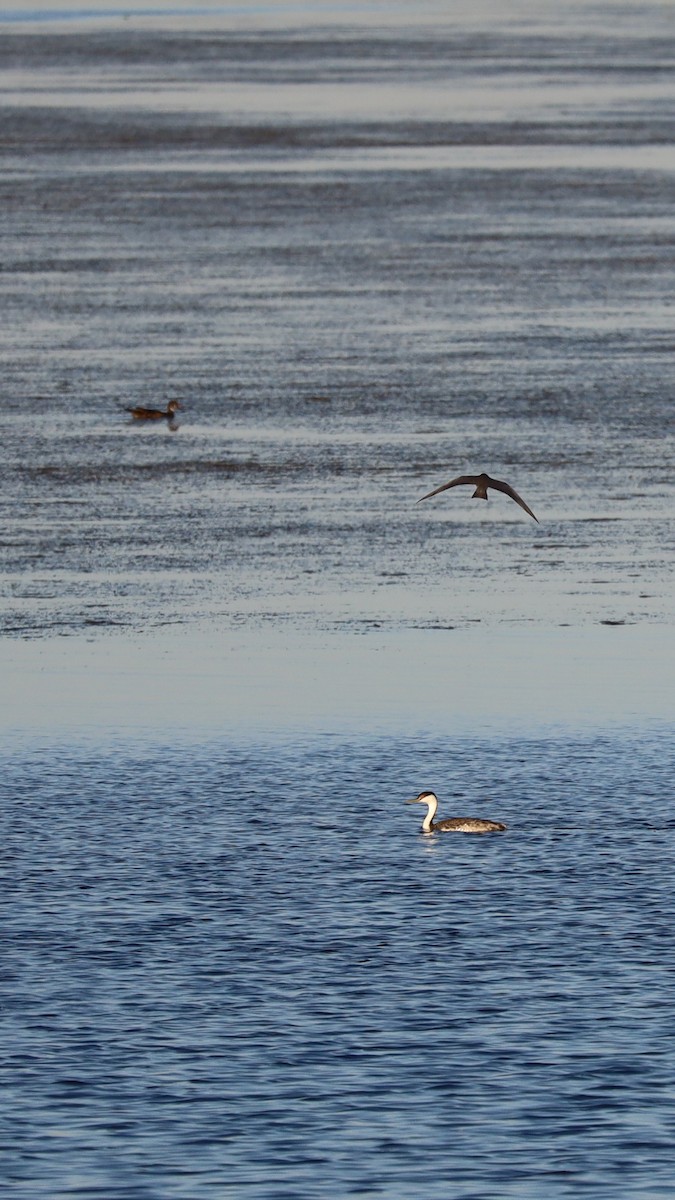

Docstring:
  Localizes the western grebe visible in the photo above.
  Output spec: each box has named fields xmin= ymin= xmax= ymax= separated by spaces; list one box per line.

xmin=406 ymin=791 xmax=507 ymax=834
xmin=125 ymin=399 xmax=182 ymax=421
xmin=417 ymin=471 xmax=538 ymax=522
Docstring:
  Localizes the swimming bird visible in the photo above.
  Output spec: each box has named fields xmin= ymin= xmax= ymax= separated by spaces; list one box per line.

xmin=406 ymin=790 xmax=507 ymax=834
xmin=418 ymin=472 xmax=538 ymax=522
xmin=125 ymin=399 xmax=182 ymax=421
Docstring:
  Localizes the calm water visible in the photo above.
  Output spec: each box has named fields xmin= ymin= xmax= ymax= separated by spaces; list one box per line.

xmin=1 ymin=1 xmax=675 ymax=1196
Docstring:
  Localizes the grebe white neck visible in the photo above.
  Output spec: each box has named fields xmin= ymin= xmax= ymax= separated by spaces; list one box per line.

xmin=420 ymin=792 xmax=438 ymax=832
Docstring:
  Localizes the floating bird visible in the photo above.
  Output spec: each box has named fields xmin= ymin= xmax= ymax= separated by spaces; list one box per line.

xmin=406 ymin=791 xmax=507 ymax=835
xmin=125 ymin=400 xmax=182 ymax=421
xmin=418 ymin=472 xmax=538 ymax=522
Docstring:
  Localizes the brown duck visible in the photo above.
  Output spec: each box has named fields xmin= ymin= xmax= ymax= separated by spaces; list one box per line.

xmin=126 ymin=400 xmax=182 ymax=421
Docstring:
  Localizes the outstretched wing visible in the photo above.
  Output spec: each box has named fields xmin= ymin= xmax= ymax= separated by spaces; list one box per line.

xmin=417 ymin=474 xmax=479 ymax=503
xmin=488 ymin=477 xmax=539 ymax=522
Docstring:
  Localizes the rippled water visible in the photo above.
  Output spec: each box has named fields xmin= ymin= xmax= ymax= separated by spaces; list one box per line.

xmin=1 ymin=2 xmax=675 ymax=1197
xmin=1 ymin=0 xmax=674 ymax=635
xmin=2 ymin=729 xmax=675 ymax=1199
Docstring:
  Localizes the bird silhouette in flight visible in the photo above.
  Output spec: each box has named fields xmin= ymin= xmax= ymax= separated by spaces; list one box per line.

xmin=418 ymin=472 xmax=538 ymax=522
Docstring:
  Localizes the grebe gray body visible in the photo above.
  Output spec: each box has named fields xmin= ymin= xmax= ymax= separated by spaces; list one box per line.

xmin=407 ymin=790 xmax=507 ymax=835
xmin=125 ymin=399 xmax=182 ymax=421
xmin=418 ymin=471 xmax=538 ymax=522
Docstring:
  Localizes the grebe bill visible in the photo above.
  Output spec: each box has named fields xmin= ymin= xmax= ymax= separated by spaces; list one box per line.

xmin=417 ymin=472 xmax=538 ymax=522
xmin=406 ymin=791 xmax=507 ymax=834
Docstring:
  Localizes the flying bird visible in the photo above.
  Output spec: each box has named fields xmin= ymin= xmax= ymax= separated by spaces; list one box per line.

xmin=406 ymin=791 xmax=507 ymax=835
xmin=125 ymin=400 xmax=182 ymax=421
xmin=417 ymin=471 xmax=538 ymax=522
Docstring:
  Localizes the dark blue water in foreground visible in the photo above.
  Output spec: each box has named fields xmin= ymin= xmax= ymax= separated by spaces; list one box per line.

xmin=2 ymin=728 xmax=675 ymax=1199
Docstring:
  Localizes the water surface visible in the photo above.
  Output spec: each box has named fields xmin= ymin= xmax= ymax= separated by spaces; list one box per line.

xmin=3 ymin=728 xmax=675 ymax=1199
xmin=1 ymin=0 xmax=674 ymax=637
xmin=1 ymin=2 xmax=674 ymax=1196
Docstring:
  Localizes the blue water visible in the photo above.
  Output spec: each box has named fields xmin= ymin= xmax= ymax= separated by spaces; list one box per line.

xmin=2 ymin=728 xmax=675 ymax=1198
xmin=2 ymin=0 xmax=675 ymax=1195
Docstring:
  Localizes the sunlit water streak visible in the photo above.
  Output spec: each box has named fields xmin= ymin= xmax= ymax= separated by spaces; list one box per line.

xmin=1 ymin=1 xmax=674 ymax=638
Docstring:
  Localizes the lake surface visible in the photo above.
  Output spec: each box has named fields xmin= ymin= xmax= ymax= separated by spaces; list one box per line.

xmin=3 ymin=724 xmax=675 ymax=1199
xmin=1 ymin=1 xmax=674 ymax=1196
xmin=2 ymin=0 xmax=675 ymax=639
